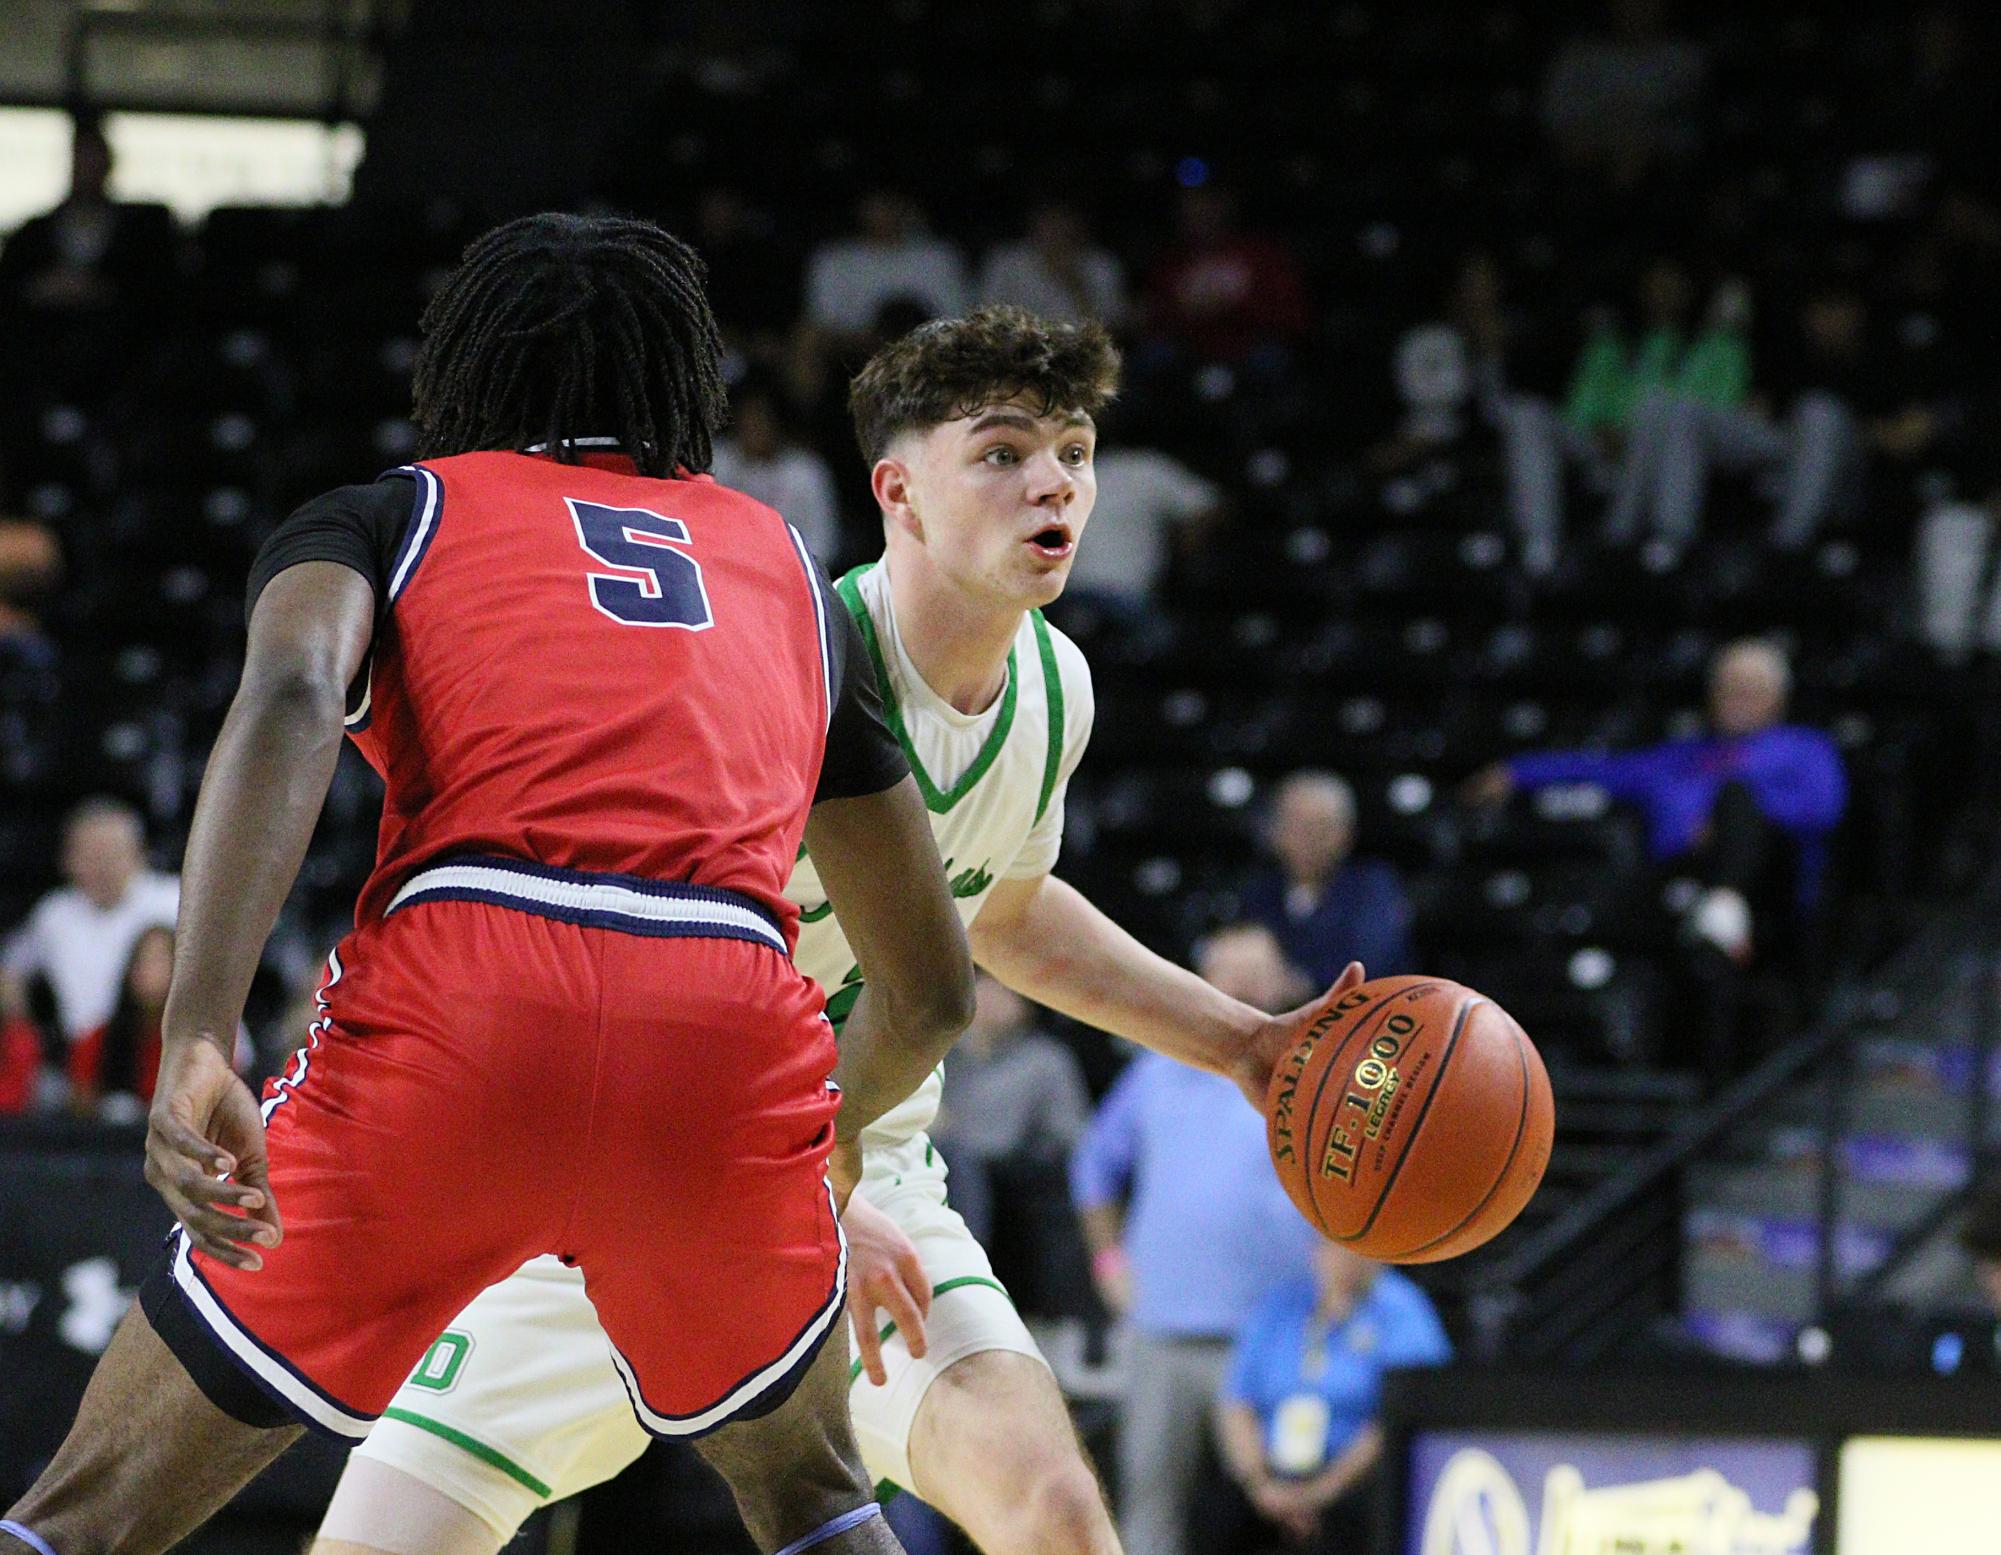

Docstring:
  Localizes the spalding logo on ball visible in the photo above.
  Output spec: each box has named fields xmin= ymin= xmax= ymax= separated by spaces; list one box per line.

xmin=1266 ymin=975 xmax=1554 ymax=1264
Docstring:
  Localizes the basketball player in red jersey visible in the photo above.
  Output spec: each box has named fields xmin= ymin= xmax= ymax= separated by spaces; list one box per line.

xmin=0 ymin=214 xmax=971 ymax=1555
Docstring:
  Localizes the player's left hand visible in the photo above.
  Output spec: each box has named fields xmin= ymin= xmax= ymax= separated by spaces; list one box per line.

xmin=1229 ymin=961 xmax=1367 ymax=1112
xmin=843 ymin=1192 xmax=931 ymax=1387
xmin=146 ymin=1035 xmax=281 ymax=1272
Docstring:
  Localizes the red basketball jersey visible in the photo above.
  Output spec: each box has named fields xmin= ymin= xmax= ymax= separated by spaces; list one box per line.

xmin=345 ymin=450 xmax=833 ymax=935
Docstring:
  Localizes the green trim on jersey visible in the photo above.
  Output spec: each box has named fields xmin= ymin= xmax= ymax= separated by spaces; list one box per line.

xmin=846 ymin=1275 xmax=1014 ymax=1384
xmin=835 ymin=565 xmax=1018 ymax=814
xmin=381 ymin=1408 xmax=553 ymax=1498
xmin=1029 ymin=609 xmax=1065 ymax=824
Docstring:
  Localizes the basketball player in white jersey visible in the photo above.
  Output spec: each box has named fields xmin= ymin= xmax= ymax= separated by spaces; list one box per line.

xmin=312 ymin=307 xmax=1357 ymax=1555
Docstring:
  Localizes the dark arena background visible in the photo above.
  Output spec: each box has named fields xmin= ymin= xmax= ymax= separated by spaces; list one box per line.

xmin=5 ymin=3 xmax=2001 ymax=1552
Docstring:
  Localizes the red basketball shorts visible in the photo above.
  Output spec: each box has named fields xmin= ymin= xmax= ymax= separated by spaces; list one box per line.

xmin=163 ymin=857 xmax=843 ymax=1439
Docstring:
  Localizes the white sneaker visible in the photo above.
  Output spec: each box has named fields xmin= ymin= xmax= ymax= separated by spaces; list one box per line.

xmin=1690 ymin=886 xmax=1753 ymax=963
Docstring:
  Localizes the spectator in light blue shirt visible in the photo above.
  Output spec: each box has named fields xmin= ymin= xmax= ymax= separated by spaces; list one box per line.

xmin=1071 ymin=923 xmax=1320 ymax=1555
xmin=1217 ymin=1242 xmax=1450 ymax=1553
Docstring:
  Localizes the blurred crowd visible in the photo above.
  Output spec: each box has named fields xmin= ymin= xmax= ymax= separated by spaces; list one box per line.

xmin=9 ymin=1 xmax=2001 ymax=1550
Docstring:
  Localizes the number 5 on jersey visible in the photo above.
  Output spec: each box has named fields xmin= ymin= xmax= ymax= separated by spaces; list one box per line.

xmin=568 ymin=499 xmax=715 ymax=630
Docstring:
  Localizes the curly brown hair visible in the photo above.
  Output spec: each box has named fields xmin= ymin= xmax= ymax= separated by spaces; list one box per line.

xmin=848 ymin=305 xmax=1121 ymax=465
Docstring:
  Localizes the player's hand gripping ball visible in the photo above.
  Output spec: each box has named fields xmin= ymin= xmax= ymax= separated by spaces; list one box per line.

xmin=1265 ymin=975 xmax=1553 ymax=1263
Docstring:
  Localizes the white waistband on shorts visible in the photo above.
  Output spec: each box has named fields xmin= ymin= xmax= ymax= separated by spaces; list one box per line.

xmin=385 ymin=855 xmax=788 ymax=955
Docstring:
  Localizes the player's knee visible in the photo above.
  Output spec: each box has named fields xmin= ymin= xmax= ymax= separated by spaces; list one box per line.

xmin=1011 ymin=1454 xmax=1115 ymax=1555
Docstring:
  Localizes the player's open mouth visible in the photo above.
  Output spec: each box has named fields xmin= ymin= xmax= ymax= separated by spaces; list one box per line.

xmin=1026 ymin=524 xmax=1074 ymax=559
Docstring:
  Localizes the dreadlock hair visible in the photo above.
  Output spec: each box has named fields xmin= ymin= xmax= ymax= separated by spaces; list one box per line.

xmin=413 ymin=212 xmax=727 ymax=478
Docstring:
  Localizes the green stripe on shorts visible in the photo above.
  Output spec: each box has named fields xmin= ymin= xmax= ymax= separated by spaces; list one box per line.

xmin=847 ymin=1275 xmax=1013 ymax=1384
xmin=381 ymin=1407 xmax=553 ymax=1498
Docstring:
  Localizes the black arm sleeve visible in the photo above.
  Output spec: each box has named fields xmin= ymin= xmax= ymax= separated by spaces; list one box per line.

xmin=813 ymin=571 xmax=910 ymax=803
xmin=244 ymin=476 xmax=413 ymax=622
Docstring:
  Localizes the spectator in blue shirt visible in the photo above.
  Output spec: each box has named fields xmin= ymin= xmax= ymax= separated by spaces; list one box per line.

xmin=1239 ymin=771 xmax=1415 ymax=994
xmin=1215 ymin=1242 xmax=1451 ymax=1553
xmin=1465 ymin=637 xmax=1845 ymax=965
xmin=1071 ymin=923 xmax=1321 ymax=1555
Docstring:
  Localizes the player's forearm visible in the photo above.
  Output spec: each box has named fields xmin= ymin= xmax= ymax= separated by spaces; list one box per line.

xmin=162 ymin=671 xmax=346 ymax=1054
xmin=972 ymin=875 xmax=1259 ymax=1074
xmin=830 ymin=979 xmax=967 ymax=1141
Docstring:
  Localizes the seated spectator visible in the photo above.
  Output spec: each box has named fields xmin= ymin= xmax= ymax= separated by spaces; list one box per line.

xmin=0 ymin=116 xmax=163 ymax=314
xmin=67 ymin=924 xmax=173 ymax=1121
xmin=1466 ymin=638 xmax=1843 ymax=1082
xmin=1239 ymin=771 xmax=1415 ymax=994
xmin=1064 ymin=425 xmax=1222 ymax=615
xmin=1540 ymin=0 xmax=1708 ymax=190
xmin=1370 ymin=252 xmax=1566 ymax=573
xmin=1142 ymin=185 xmax=1310 ymax=369
xmin=66 ymin=925 xmax=251 ymax=1123
xmin=1212 ymin=1242 xmax=1450 ymax=1555
xmin=932 ymin=973 xmax=1090 ymax=1244
xmin=1466 ymin=638 xmax=1844 ymax=962
xmin=1445 ymin=248 xmax=1534 ymax=415
xmin=1072 ymin=923 xmax=1319 ymax=1555
xmin=709 ymin=380 xmax=842 ymax=562
xmin=1606 ymin=282 xmax=1872 ymax=557
xmin=1363 ymin=322 xmax=1476 ymax=482
xmin=804 ymin=189 xmax=969 ymax=341
xmin=977 ymin=202 xmax=1130 ymax=326
xmin=1501 ymin=259 xmax=1749 ymax=570
xmin=4 ymin=797 xmax=179 ymax=1044
xmin=1915 ymin=488 xmax=2001 ymax=663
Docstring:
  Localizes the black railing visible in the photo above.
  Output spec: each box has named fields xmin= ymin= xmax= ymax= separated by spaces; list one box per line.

xmin=1452 ymin=868 xmax=2001 ymax=1360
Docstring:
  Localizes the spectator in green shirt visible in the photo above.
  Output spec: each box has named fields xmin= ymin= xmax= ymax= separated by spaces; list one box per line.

xmin=1498 ymin=258 xmax=1750 ymax=575
xmin=1566 ymin=266 xmax=1752 ymax=432
xmin=1608 ymin=281 xmax=1876 ymax=558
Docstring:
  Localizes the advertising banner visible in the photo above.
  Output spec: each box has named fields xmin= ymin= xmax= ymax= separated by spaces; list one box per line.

xmin=1837 ymin=1436 xmax=2001 ymax=1555
xmin=1407 ymin=1430 xmax=1818 ymax=1555
xmin=0 ymin=1135 xmax=171 ymax=1495
xmin=0 ymin=1134 xmax=347 ymax=1507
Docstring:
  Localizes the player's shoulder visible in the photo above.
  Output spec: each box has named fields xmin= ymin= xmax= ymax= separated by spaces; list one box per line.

xmin=285 ymin=473 xmax=410 ymax=520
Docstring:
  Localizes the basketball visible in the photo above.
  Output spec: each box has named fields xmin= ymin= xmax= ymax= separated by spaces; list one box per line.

xmin=1266 ymin=975 xmax=1554 ymax=1264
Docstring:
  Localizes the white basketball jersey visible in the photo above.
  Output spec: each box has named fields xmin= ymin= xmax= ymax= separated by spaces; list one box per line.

xmin=787 ymin=560 xmax=1093 ymax=1149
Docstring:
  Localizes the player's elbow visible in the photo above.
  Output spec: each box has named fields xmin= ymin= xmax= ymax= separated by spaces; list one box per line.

xmin=236 ymin=655 xmax=349 ymax=729
xmin=939 ymin=954 xmax=978 ymax=1036
xmin=924 ymin=944 xmax=978 ymax=1041
xmin=883 ymin=941 xmax=976 ymax=1049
